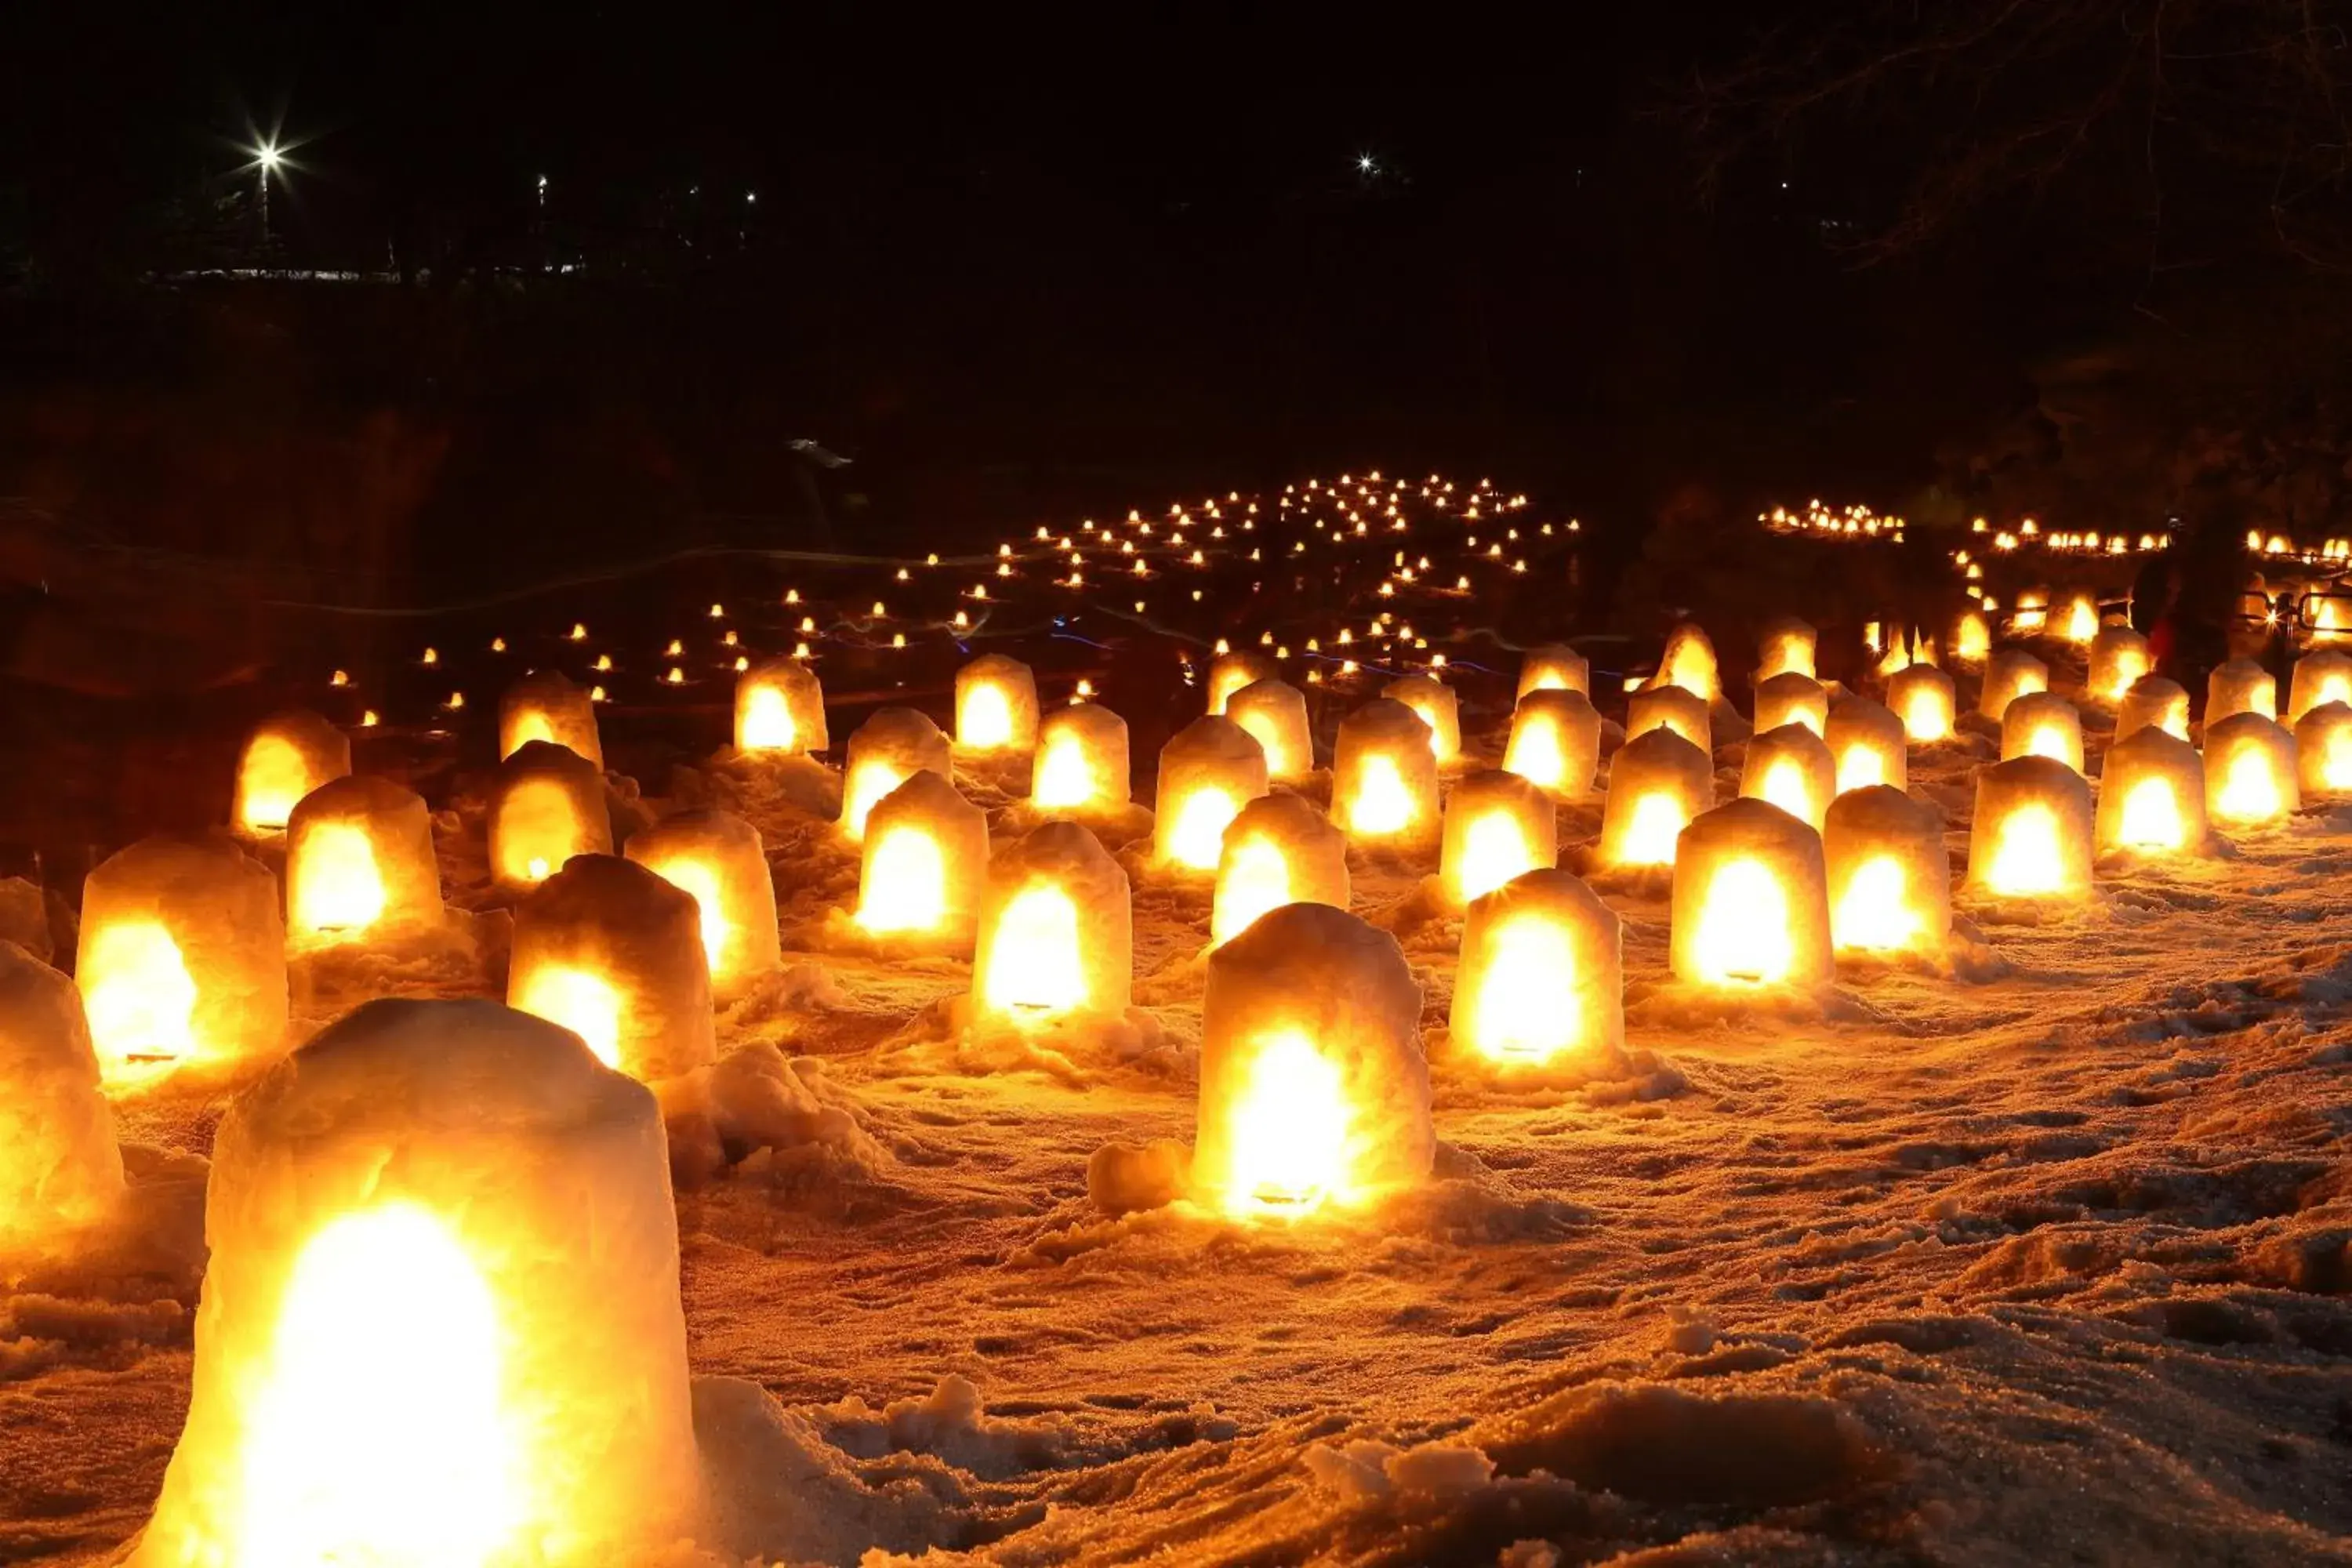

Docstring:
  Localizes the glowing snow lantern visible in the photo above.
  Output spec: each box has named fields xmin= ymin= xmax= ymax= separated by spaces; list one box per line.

xmin=1826 ymin=696 xmax=1907 ymax=793
xmin=2087 ymin=626 xmax=2153 ymax=705
xmin=1210 ymin=794 xmax=1350 ymax=948
xmin=1999 ymin=691 xmax=2086 ymax=773
xmin=1627 ymin=683 xmax=1712 ymax=751
xmin=733 ymin=656 xmax=828 ymax=755
xmin=2295 ymin=701 xmax=2352 ymax=797
xmin=1515 ymin=644 xmax=1591 ymax=701
xmin=1029 ymin=702 xmax=1132 ymax=813
xmin=841 ymin=707 xmax=952 ymax=841
xmin=1754 ymin=671 xmax=1829 ymax=736
xmin=1205 ymin=649 xmax=1279 ymax=715
xmin=623 ymin=810 xmax=779 ymax=999
xmin=1968 ymin=757 xmax=2094 ymax=899
xmin=1655 ymin=622 xmax=1720 ymax=702
xmin=1225 ymin=677 xmax=1314 ymax=782
xmin=2288 ymin=650 xmax=2352 ymax=722
xmin=1739 ymin=722 xmax=1835 ymax=829
xmin=955 ymin=653 xmax=1040 ymax=753
xmin=76 ymin=837 xmax=286 ymax=1086
xmin=1756 ymin=616 xmax=1818 ymax=681
xmin=1952 ymin=608 xmax=1991 ymax=663
xmin=971 ymin=822 xmax=1131 ymax=1026
xmin=1824 ymin=786 xmax=1950 ymax=956
xmin=1193 ymin=902 xmax=1429 ymax=1218
xmin=507 ymin=855 xmax=714 ymax=1080
xmin=497 ymin=670 xmax=603 ymax=769
xmin=488 ymin=740 xmax=613 ymax=893
xmin=285 ymin=777 xmax=441 ymax=947
xmin=2117 ymin=675 xmax=2189 ymax=741
xmin=0 ymin=941 xmax=123 ymax=1243
xmin=2204 ymin=713 xmax=2298 ymax=828
xmin=855 ymin=771 xmax=988 ymax=945
xmin=231 ymin=710 xmax=350 ymax=838
xmin=1976 ymin=649 xmax=2049 ymax=721
xmin=1596 ymin=727 xmax=1714 ymax=870
xmin=1156 ymin=716 xmax=1270 ymax=872
xmin=126 ymin=999 xmax=699 ymax=1568
xmin=1504 ymin=688 xmax=1601 ymax=799
xmin=1669 ymin=799 xmax=1833 ymax=989
xmin=1450 ymin=869 xmax=1621 ymax=1068
xmin=2060 ymin=592 xmax=2100 ymax=644
xmin=1439 ymin=770 xmax=1557 ymax=907
xmin=2207 ymin=659 xmax=2278 ymax=725
xmin=1889 ymin=663 xmax=1958 ymax=740
xmin=2096 ymin=728 xmax=2206 ymax=855
xmin=1333 ymin=699 xmax=1442 ymax=849
xmin=1381 ymin=673 xmax=1462 ymax=764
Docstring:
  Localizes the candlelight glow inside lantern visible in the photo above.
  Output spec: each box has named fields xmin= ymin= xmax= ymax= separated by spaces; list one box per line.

xmin=1156 ymin=716 xmax=1269 ymax=871
xmin=1824 ymin=786 xmax=1950 ymax=956
xmin=2289 ymin=651 xmax=2352 ymax=722
xmin=488 ymin=741 xmax=613 ymax=892
xmin=77 ymin=836 xmax=287 ymax=1086
xmin=1739 ymin=722 xmax=1835 ymax=829
xmin=1826 ymin=696 xmax=1907 ymax=793
xmin=1756 ymin=617 xmax=1818 ymax=681
xmin=624 ymin=809 xmax=780 ymax=998
xmin=1450 ymin=869 xmax=1621 ymax=1068
xmin=1225 ymin=677 xmax=1313 ymax=782
xmin=1194 ymin=903 xmax=1429 ymax=1218
xmin=971 ymin=823 xmax=1131 ymax=1026
xmin=1029 ymin=702 xmax=1132 ymax=813
xmin=1515 ymin=644 xmax=1591 ymax=701
xmin=232 ymin=711 xmax=351 ymax=838
xmin=1333 ymin=699 xmax=1441 ymax=848
xmin=2096 ymin=728 xmax=2206 ymax=855
xmin=1968 ymin=756 xmax=2094 ymax=898
xmin=1206 ymin=650 xmax=1279 ymax=715
xmin=2061 ymin=593 xmax=2100 ymax=643
xmin=2117 ymin=676 xmax=2190 ymax=740
xmin=1598 ymin=727 xmax=1715 ymax=870
xmin=507 ymin=855 xmax=715 ymax=1080
xmin=2296 ymin=701 xmax=2352 ymax=796
xmin=841 ymin=707 xmax=953 ymax=840
xmin=499 ymin=670 xmax=603 ymax=769
xmin=1953 ymin=608 xmax=1991 ymax=662
xmin=1670 ymin=800 xmax=1833 ymax=988
xmin=285 ymin=777 xmax=442 ymax=947
xmin=1976 ymin=649 xmax=2049 ymax=722
xmin=1656 ymin=622 xmax=1720 ymax=702
xmin=2088 ymin=626 xmax=2153 ymax=705
xmin=2207 ymin=659 xmax=2278 ymax=724
xmin=1504 ymin=688 xmax=1601 ymax=798
xmin=2204 ymin=713 xmax=2298 ymax=827
xmin=1381 ymin=674 xmax=1462 ymax=764
xmin=855 ymin=771 xmax=989 ymax=944
xmin=1754 ymin=672 xmax=1828 ymax=736
xmin=1627 ymin=684 xmax=1712 ymax=752
xmin=0 ymin=942 xmax=123 ymax=1244
xmin=125 ymin=1000 xmax=699 ymax=1568
xmin=1883 ymin=663 xmax=1956 ymax=742
xmin=1999 ymin=691 xmax=2086 ymax=773
xmin=1439 ymin=770 xmax=1557 ymax=906
xmin=733 ymin=657 xmax=828 ymax=755
xmin=1211 ymin=793 xmax=1350 ymax=947
xmin=956 ymin=654 xmax=1040 ymax=752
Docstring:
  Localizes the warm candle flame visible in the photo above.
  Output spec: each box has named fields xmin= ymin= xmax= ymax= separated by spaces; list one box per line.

xmin=980 ymin=884 xmax=1087 ymax=1016
xmin=1031 ymin=732 xmax=1098 ymax=809
xmin=82 ymin=921 xmax=198 ymax=1073
xmin=2024 ymin=724 xmax=2071 ymax=764
xmin=1455 ymin=811 xmax=1536 ymax=904
xmin=842 ymin=762 xmax=909 ymax=842
xmin=1211 ymin=836 xmax=1291 ymax=947
xmin=1900 ymin=684 xmax=1953 ymax=742
xmin=2215 ymin=746 xmax=2283 ymax=822
xmin=1835 ymin=743 xmax=1885 ymax=793
xmin=1165 ymin=786 xmax=1241 ymax=870
xmin=1758 ymin=757 xmax=1816 ymax=823
xmin=511 ymin=966 xmax=623 ymax=1067
xmin=857 ymin=828 xmax=949 ymax=934
xmin=1618 ymin=792 xmax=1687 ymax=866
xmin=738 ymin=685 xmax=797 ymax=750
xmin=646 ymin=857 xmax=730 ymax=977
xmin=1468 ymin=916 xmax=1577 ymax=1062
xmin=1504 ymin=715 xmax=1567 ymax=791
xmin=1348 ymin=755 xmax=1417 ymax=836
xmin=1220 ymin=1030 xmax=1352 ymax=1217
xmin=959 ymin=682 xmax=1017 ymax=750
xmin=2117 ymin=776 xmax=2186 ymax=850
xmin=237 ymin=735 xmax=309 ymax=833
xmin=1690 ymin=858 xmax=1794 ymax=984
xmin=292 ymin=824 xmax=387 ymax=938
xmin=1984 ymin=803 xmax=2065 ymax=895
xmin=1833 ymin=855 xmax=1921 ymax=951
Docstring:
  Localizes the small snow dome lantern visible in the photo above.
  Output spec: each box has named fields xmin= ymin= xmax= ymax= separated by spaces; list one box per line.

xmin=507 ymin=855 xmax=715 ymax=1080
xmin=1627 ymin=683 xmax=1712 ymax=752
xmin=1205 ymin=649 xmax=1279 ymax=716
xmin=734 ymin=656 xmax=828 ymax=755
xmin=2060 ymin=591 xmax=2101 ymax=644
xmin=1211 ymin=794 xmax=1350 ymax=949
xmin=971 ymin=822 xmax=1131 ymax=1026
xmin=2096 ymin=727 xmax=2206 ymax=855
xmin=488 ymin=739 xmax=613 ymax=893
xmin=2000 ymin=691 xmax=2086 ymax=773
xmin=855 ymin=771 xmax=988 ymax=945
xmin=1670 ymin=799 xmax=1833 ymax=989
xmin=1952 ymin=608 xmax=1991 ymax=663
xmin=498 ymin=670 xmax=602 ymax=769
xmin=232 ymin=710 xmax=350 ymax=838
xmin=1976 ymin=649 xmax=2048 ymax=722
xmin=2289 ymin=649 xmax=2352 ymax=722
xmin=1155 ymin=716 xmax=1269 ymax=872
xmin=1754 ymin=671 xmax=1829 ymax=737
xmin=1194 ymin=903 xmax=1429 ymax=1219
xmin=0 ymin=942 xmax=122 ymax=1244
xmin=1597 ymin=727 xmax=1715 ymax=870
xmin=2087 ymin=626 xmax=2153 ymax=706
xmin=624 ymin=809 xmax=779 ymax=999
xmin=127 ymin=1000 xmax=699 ymax=1568
xmin=1655 ymin=622 xmax=1720 ymax=702
xmin=841 ymin=707 xmax=953 ymax=841
xmin=1504 ymin=688 xmax=1602 ymax=799
xmin=1029 ymin=702 xmax=1132 ymax=814
xmin=1826 ymin=696 xmax=1907 ymax=794
xmin=1450 ymin=869 xmax=1621 ymax=1069
xmin=1515 ymin=644 xmax=1590 ymax=702
xmin=1739 ymin=722 xmax=1835 ymax=829
xmin=1333 ymin=699 xmax=1442 ymax=849
xmin=76 ymin=836 xmax=286 ymax=1087
xmin=285 ymin=776 xmax=442 ymax=948
xmin=2205 ymin=712 xmax=2298 ymax=828
xmin=1225 ymin=677 xmax=1314 ymax=782
xmin=1439 ymin=769 xmax=1557 ymax=908
xmin=2297 ymin=701 xmax=2352 ymax=797
xmin=1756 ymin=616 xmax=1818 ymax=681
xmin=1824 ymin=786 xmax=1950 ymax=956
xmin=1886 ymin=663 xmax=1958 ymax=742
xmin=2208 ymin=659 xmax=2277 ymax=725
xmin=1381 ymin=673 xmax=1462 ymax=764
xmin=2117 ymin=675 xmax=2190 ymax=741
xmin=954 ymin=653 xmax=1040 ymax=753
xmin=1968 ymin=756 xmax=2094 ymax=899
